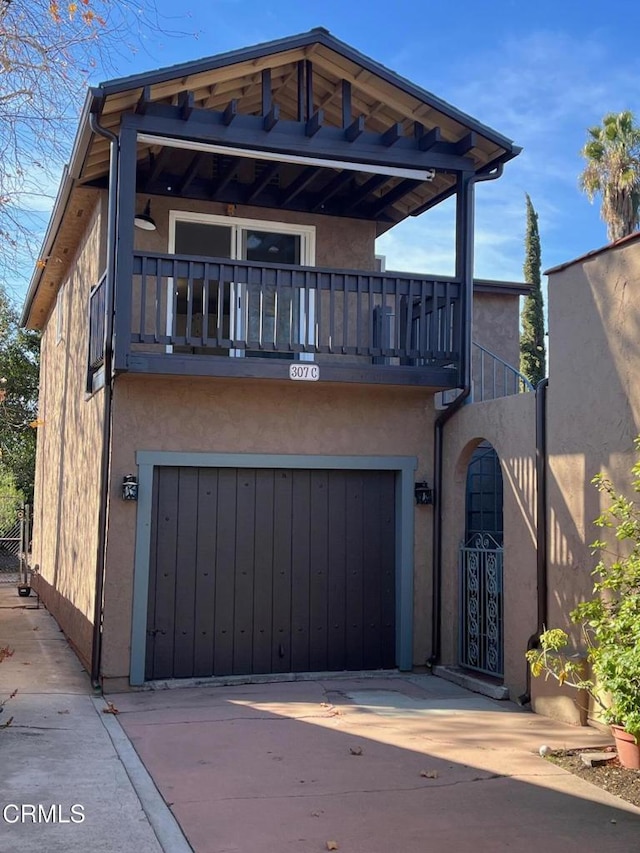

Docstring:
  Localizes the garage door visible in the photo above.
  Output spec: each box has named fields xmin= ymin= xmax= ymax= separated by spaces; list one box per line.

xmin=145 ymin=467 xmax=396 ymax=680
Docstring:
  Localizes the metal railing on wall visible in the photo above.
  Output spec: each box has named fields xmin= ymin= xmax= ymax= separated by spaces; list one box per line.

xmin=472 ymin=342 xmax=534 ymax=402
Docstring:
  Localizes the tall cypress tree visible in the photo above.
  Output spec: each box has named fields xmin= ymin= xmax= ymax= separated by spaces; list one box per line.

xmin=520 ymin=194 xmax=546 ymax=384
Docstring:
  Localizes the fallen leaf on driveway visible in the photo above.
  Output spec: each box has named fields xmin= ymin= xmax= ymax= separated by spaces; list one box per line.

xmin=420 ymin=769 xmax=439 ymax=779
xmin=326 ymin=842 xmax=339 ymax=850
xmin=349 ymin=746 xmax=363 ymax=756
xmin=102 ymin=701 xmax=119 ymax=715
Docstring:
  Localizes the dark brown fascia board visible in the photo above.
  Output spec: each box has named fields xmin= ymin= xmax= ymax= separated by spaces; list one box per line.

xmin=93 ymin=28 xmax=519 ymax=158
xmin=473 ymin=278 xmax=533 ymax=296
xmin=382 ymin=272 xmax=532 ymax=296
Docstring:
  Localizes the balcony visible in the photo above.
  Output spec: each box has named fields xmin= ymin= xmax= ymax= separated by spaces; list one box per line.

xmin=89 ymin=252 xmax=463 ymax=388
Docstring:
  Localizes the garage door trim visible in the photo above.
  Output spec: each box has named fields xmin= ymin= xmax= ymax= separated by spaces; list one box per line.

xmin=130 ymin=452 xmax=417 ymax=685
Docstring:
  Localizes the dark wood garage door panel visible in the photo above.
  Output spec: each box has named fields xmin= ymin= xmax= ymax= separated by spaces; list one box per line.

xmin=145 ymin=467 xmax=396 ymax=680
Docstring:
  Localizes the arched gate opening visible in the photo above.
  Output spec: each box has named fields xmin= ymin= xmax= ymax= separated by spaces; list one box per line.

xmin=459 ymin=441 xmax=504 ymax=678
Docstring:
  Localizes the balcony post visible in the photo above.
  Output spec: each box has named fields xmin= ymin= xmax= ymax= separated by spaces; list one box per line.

xmin=455 ymin=170 xmax=475 ymax=389
xmin=113 ymin=124 xmax=137 ymax=372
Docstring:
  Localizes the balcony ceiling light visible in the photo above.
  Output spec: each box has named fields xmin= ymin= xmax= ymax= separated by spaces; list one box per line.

xmin=135 ymin=200 xmax=157 ymax=231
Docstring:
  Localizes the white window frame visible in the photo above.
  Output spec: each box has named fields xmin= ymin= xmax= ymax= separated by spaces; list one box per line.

xmin=168 ymin=212 xmax=316 ymax=358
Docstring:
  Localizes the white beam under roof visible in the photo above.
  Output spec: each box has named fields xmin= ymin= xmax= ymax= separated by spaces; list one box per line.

xmin=136 ymin=133 xmax=436 ymax=182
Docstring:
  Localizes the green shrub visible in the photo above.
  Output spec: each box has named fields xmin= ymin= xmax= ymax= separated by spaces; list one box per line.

xmin=527 ymin=437 xmax=640 ymax=738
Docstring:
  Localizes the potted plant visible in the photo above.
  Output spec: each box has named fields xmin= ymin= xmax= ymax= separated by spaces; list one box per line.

xmin=527 ymin=439 xmax=640 ymax=769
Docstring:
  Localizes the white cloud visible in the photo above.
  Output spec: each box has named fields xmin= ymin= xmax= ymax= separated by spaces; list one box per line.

xmin=378 ymin=28 xmax=640 ymax=284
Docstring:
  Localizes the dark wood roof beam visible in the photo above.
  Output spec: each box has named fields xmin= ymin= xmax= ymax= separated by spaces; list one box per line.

xmin=381 ymin=123 xmax=402 ymax=147
xmin=345 ymin=115 xmax=365 ymax=142
xmin=311 ymin=170 xmax=353 ymax=211
xmin=246 ymin=161 xmax=280 ymax=202
xmin=342 ymin=79 xmax=352 ymax=127
xmin=261 ymin=68 xmax=272 ymax=115
xmin=178 ymin=91 xmax=194 ymax=120
xmin=280 ymin=166 xmax=319 ymax=205
xmin=145 ymin=148 xmax=171 ymax=190
xmin=369 ymin=178 xmax=422 ymax=217
xmin=305 ymin=59 xmax=313 ymax=120
xmin=223 ymin=99 xmax=238 ymax=126
xmin=209 ymin=157 xmax=241 ymax=197
xmin=454 ymin=131 xmax=477 ymax=155
xmin=297 ymin=60 xmax=305 ymax=122
xmin=128 ymin=111 xmax=477 ymax=172
xmin=136 ymin=86 xmax=151 ymax=115
xmin=416 ymin=124 xmax=442 ymax=151
xmin=263 ymin=105 xmax=280 ymax=132
xmin=306 ymin=109 xmax=323 ymax=137
xmin=345 ymin=174 xmax=388 ymax=213
xmin=179 ymin=153 xmax=205 ymax=194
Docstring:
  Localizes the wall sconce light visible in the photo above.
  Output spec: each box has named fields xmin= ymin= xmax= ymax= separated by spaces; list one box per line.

xmin=134 ymin=199 xmax=157 ymax=231
xmin=122 ymin=475 xmax=139 ymax=501
xmin=414 ymin=480 xmax=433 ymax=506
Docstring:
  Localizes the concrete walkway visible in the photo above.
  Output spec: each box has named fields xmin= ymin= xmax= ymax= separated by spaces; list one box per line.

xmin=0 ymin=584 xmax=178 ymax=853
xmin=2 ymin=580 xmax=639 ymax=853
xmin=112 ymin=675 xmax=640 ymax=853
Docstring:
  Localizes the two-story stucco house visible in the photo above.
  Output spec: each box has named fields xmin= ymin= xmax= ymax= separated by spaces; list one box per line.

xmin=21 ymin=29 xmax=532 ymax=693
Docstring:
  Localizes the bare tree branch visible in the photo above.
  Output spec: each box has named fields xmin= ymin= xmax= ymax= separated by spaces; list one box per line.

xmin=0 ymin=0 xmax=194 ymax=294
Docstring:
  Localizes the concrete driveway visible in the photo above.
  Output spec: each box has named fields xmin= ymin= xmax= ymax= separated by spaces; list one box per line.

xmin=111 ymin=675 xmax=640 ymax=853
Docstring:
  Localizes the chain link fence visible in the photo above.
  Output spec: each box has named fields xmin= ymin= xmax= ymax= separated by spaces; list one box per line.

xmin=0 ymin=499 xmax=30 ymax=587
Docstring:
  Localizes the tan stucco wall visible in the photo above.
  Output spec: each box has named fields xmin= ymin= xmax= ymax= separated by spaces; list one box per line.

xmin=441 ymin=392 xmax=537 ymax=699
xmin=31 ymin=191 xmax=107 ymax=666
xmin=134 ymin=195 xmax=376 ymax=270
xmin=546 ymin=239 xmax=640 ymax=636
xmin=101 ymin=376 xmax=438 ymax=679
xmin=473 ymin=292 xmax=521 ymax=371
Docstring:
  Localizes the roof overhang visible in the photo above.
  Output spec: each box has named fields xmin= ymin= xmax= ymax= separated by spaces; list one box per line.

xmin=22 ymin=28 xmax=521 ymax=328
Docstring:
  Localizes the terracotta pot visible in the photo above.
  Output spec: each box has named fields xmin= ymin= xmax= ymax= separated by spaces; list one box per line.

xmin=611 ymin=725 xmax=640 ymax=770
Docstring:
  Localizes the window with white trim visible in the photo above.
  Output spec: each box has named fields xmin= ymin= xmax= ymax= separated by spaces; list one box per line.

xmin=168 ymin=212 xmax=316 ymax=359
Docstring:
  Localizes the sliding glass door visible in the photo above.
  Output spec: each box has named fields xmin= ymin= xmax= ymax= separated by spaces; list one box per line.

xmin=169 ymin=213 xmax=315 ymax=357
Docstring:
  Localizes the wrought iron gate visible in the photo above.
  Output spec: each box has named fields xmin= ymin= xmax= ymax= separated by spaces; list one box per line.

xmin=459 ymin=440 xmax=504 ymax=677
xmin=459 ymin=533 xmax=503 ymax=676
xmin=0 ymin=501 xmax=30 ymax=586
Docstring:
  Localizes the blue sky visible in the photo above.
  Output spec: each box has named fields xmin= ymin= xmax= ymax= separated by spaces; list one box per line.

xmin=21 ymin=0 xmax=640 ymax=299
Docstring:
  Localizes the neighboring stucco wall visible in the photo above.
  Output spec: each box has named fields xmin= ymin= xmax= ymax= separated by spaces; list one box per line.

xmin=31 ymin=191 xmax=107 ymax=667
xmin=546 ymin=238 xmax=640 ymax=635
xmin=440 ymin=392 xmax=537 ymax=699
xmin=101 ymin=376 xmax=437 ymax=680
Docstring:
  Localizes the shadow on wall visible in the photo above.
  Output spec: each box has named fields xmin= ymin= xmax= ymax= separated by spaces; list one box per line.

xmin=546 ymin=248 xmax=640 ymax=634
xmin=31 ymin=571 xmax=93 ymax=672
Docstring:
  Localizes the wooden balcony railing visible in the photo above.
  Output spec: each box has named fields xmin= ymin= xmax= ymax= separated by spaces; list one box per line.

xmin=124 ymin=252 xmax=462 ymax=384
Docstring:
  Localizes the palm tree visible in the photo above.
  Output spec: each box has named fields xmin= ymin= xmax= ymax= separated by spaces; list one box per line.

xmin=579 ymin=111 xmax=640 ymax=242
